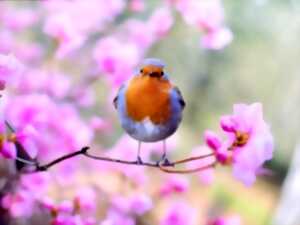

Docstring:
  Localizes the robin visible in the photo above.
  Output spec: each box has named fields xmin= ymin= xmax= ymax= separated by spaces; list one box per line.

xmin=113 ymin=58 xmax=185 ymax=164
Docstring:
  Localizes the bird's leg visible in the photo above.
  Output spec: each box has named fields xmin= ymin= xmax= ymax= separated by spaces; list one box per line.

xmin=157 ymin=140 xmax=172 ymax=166
xmin=136 ymin=141 xmax=143 ymax=164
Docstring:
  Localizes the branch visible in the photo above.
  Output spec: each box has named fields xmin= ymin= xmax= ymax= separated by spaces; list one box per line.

xmin=17 ymin=147 xmax=216 ymax=174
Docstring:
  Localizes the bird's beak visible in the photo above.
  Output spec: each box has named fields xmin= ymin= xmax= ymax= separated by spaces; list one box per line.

xmin=149 ymin=72 xmax=161 ymax=78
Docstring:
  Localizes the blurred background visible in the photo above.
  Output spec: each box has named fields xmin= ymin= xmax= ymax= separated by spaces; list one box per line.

xmin=1 ymin=0 xmax=300 ymax=225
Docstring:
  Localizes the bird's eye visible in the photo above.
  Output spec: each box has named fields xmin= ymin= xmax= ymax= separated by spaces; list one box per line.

xmin=140 ymin=69 xmax=144 ymax=73
xmin=161 ymin=71 xmax=164 ymax=76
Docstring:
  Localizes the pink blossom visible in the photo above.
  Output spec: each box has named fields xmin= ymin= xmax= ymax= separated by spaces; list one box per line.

xmin=220 ymin=103 xmax=274 ymax=186
xmin=159 ymin=175 xmax=189 ymax=196
xmin=0 ymin=30 xmax=14 ymax=53
xmin=125 ymin=19 xmax=155 ymax=49
xmin=148 ymin=7 xmax=174 ymax=38
xmin=5 ymin=94 xmax=93 ymax=161
xmin=208 ymin=215 xmax=241 ymax=225
xmin=129 ymin=0 xmax=145 ymax=12
xmin=176 ymin=0 xmax=224 ymax=30
xmin=43 ymin=14 xmax=86 ymax=59
xmin=188 ymin=146 xmax=215 ymax=185
xmin=89 ymin=116 xmax=112 ymax=133
xmin=20 ymin=173 xmax=50 ymax=195
xmin=1 ymin=8 xmax=38 ymax=31
xmin=74 ymin=187 xmax=96 ymax=213
xmin=1 ymin=141 xmax=16 ymax=159
xmin=0 ymin=53 xmax=24 ymax=88
xmin=201 ymin=27 xmax=233 ymax=50
xmin=128 ymin=193 xmax=153 ymax=215
xmin=93 ymin=37 xmax=140 ymax=87
xmin=1 ymin=190 xmax=34 ymax=218
xmin=43 ymin=0 xmax=125 ymax=36
xmin=102 ymin=135 xmax=151 ymax=185
xmin=160 ymin=201 xmax=196 ymax=225
xmin=100 ymin=208 xmax=135 ymax=225
xmin=52 ymin=214 xmax=91 ymax=225
xmin=175 ymin=0 xmax=233 ymax=50
xmin=204 ymin=130 xmax=222 ymax=151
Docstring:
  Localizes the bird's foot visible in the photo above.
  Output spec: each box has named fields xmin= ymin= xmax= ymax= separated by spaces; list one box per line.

xmin=156 ymin=154 xmax=173 ymax=167
xmin=136 ymin=156 xmax=143 ymax=165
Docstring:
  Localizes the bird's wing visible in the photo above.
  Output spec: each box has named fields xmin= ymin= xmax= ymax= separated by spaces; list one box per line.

xmin=173 ymin=86 xmax=186 ymax=109
xmin=113 ymin=84 xmax=125 ymax=109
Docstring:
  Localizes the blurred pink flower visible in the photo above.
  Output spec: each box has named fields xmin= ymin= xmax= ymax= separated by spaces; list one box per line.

xmin=101 ymin=208 xmax=135 ymax=225
xmin=20 ymin=173 xmax=50 ymax=195
xmin=94 ymin=135 xmax=148 ymax=185
xmin=208 ymin=215 xmax=241 ymax=225
xmin=1 ymin=190 xmax=34 ymax=218
xmin=129 ymin=0 xmax=145 ymax=12
xmin=44 ymin=14 xmax=86 ymax=59
xmin=128 ymin=193 xmax=153 ymax=215
xmin=175 ymin=0 xmax=232 ymax=50
xmin=176 ymin=0 xmax=223 ymax=29
xmin=1 ymin=141 xmax=16 ymax=159
xmin=160 ymin=201 xmax=196 ymax=225
xmin=5 ymin=94 xmax=93 ymax=161
xmin=188 ymin=146 xmax=215 ymax=185
xmin=125 ymin=19 xmax=155 ymax=49
xmin=148 ymin=7 xmax=174 ymax=38
xmin=201 ymin=27 xmax=233 ymax=50
xmin=0 ymin=30 xmax=14 ymax=53
xmin=110 ymin=193 xmax=153 ymax=216
xmin=43 ymin=0 xmax=125 ymax=33
xmin=0 ymin=53 xmax=24 ymax=89
xmin=159 ymin=175 xmax=189 ymax=196
xmin=89 ymin=116 xmax=112 ymax=133
xmin=74 ymin=187 xmax=96 ymax=213
xmin=1 ymin=7 xmax=38 ymax=31
xmin=93 ymin=37 xmax=140 ymax=87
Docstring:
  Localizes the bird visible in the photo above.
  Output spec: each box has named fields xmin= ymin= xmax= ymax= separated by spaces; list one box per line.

xmin=113 ymin=58 xmax=185 ymax=165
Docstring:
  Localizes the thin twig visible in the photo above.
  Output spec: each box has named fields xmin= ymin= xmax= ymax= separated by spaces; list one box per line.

xmin=159 ymin=162 xmax=216 ymax=174
xmin=172 ymin=153 xmax=215 ymax=165
xmin=83 ymin=152 xmax=174 ymax=167
xmin=35 ymin=147 xmax=90 ymax=171
xmin=5 ymin=120 xmax=15 ymax=133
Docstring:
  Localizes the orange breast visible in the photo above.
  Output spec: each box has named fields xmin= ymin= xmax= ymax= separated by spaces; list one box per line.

xmin=126 ymin=76 xmax=172 ymax=124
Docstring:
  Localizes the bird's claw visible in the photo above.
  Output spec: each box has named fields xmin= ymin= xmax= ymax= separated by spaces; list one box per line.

xmin=136 ymin=156 xmax=143 ymax=165
xmin=156 ymin=155 xmax=173 ymax=167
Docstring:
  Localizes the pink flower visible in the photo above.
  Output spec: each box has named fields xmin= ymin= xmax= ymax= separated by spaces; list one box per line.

xmin=129 ymin=0 xmax=145 ymax=12
xmin=125 ymin=19 xmax=155 ymax=49
xmin=93 ymin=37 xmax=140 ymax=87
xmin=43 ymin=14 xmax=85 ymax=59
xmin=148 ymin=7 xmax=174 ymax=39
xmin=159 ymin=175 xmax=189 ymax=196
xmin=176 ymin=0 xmax=224 ymax=30
xmin=74 ymin=187 xmax=96 ymax=213
xmin=0 ymin=53 xmax=24 ymax=88
xmin=175 ymin=0 xmax=233 ymax=50
xmin=201 ymin=27 xmax=233 ymax=50
xmin=1 ymin=8 xmax=38 ymax=31
xmin=204 ymin=130 xmax=222 ymax=151
xmin=1 ymin=141 xmax=16 ymax=159
xmin=208 ymin=215 xmax=241 ymax=225
xmin=220 ymin=103 xmax=274 ymax=186
xmin=20 ymin=173 xmax=50 ymax=195
xmin=101 ymin=208 xmax=135 ymax=225
xmin=128 ymin=194 xmax=153 ymax=215
xmin=89 ymin=116 xmax=112 ymax=133
xmin=188 ymin=146 xmax=215 ymax=185
xmin=160 ymin=201 xmax=196 ymax=225
xmin=1 ymin=190 xmax=34 ymax=218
